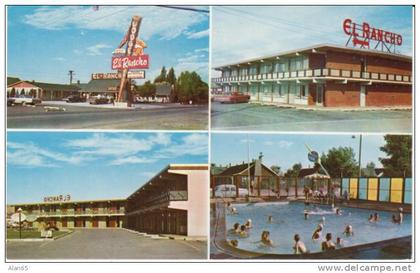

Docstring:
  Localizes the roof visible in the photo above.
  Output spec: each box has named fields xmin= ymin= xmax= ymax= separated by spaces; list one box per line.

xmin=32 ymin=81 xmax=80 ymax=92
xmin=218 ymin=162 xmax=278 ymax=177
xmin=79 ymin=79 xmax=120 ymax=93
xmin=298 ymin=168 xmax=316 ymax=178
xmin=214 ymin=43 xmax=412 ymax=69
xmin=7 ymin=77 xmax=21 ymax=86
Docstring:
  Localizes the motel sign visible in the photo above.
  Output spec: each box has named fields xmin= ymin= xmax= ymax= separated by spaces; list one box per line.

xmin=343 ymin=18 xmax=403 ymax=53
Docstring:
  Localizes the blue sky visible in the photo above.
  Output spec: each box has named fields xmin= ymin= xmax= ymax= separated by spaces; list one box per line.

xmin=7 ymin=6 xmax=209 ymax=84
xmin=7 ymin=132 xmax=208 ymax=204
xmin=212 ymin=6 xmax=413 ymax=75
xmin=211 ymin=133 xmax=391 ymax=172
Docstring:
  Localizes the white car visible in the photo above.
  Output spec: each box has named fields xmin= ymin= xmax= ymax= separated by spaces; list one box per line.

xmin=9 ymin=95 xmax=42 ymax=105
xmin=214 ymin=184 xmax=249 ymax=198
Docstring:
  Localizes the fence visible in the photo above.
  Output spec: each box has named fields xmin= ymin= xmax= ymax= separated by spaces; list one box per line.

xmin=340 ymin=177 xmax=412 ymax=204
xmin=210 ymin=175 xmax=340 ymax=199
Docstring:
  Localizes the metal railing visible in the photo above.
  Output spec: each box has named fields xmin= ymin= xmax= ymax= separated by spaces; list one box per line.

xmin=19 ymin=208 xmax=125 ymax=217
xmin=128 ymin=190 xmax=188 ymax=211
xmin=212 ymin=68 xmax=411 ymax=84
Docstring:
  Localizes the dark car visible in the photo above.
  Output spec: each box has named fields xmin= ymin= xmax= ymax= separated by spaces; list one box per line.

xmin=89 ymin=96 xmax=110 ymax=105
xmin=63 ymin=95 xmax=86 ymax=103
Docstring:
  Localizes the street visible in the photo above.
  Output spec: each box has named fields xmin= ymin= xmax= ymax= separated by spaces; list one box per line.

xmin=211 ymin=103 xmax=412 ymax=133
xmin=7 ymin=103 xmax=208 ymax=130
xmin=7 ymin=229 xmax=207 ymax=260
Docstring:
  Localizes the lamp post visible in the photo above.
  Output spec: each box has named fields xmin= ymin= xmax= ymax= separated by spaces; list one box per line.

xmin=17 ymin=208 xmax=22 ymax=239
xmin=352 ymin=135 xmax=363 ymax=177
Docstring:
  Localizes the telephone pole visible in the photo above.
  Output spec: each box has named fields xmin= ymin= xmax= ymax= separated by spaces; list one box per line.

xmin=68 ymin=70 xmax=75 ymax=85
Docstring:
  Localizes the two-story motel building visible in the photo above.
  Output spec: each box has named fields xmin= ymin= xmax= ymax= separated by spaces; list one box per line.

xmin=212 ymin=44 xmax=412 ymax=107
xmin=7 ymin=164 xmax=208 ymax=237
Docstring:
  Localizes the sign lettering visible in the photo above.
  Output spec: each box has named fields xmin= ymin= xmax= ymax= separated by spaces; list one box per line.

xmin=92 ymin=71 xmax=145 ymax=80
xmin=112 ymin=55 xmax=149 ymax=70
xmin=43 ymin=194 xmax=71 ymax=203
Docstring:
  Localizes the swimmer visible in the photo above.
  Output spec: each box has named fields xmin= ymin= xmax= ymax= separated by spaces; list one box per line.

xmin=261 ymin=230 xmax=274 ymax=247
xmin=304 ymin=210 xmax=309 ymax=220
xmin=335 ymin=208 xmax=342 ymax=215
xmin=321 ymin=233 xmax=336 ymax=251
xmin=392 ymin=214 xmax=400 ymax=224
xmin=336 ymin=237 xmax=344 ymax=249
xmin=268 ymin=215 xmax=273 ymax=223
xmin=368 ymin=214 xmax=375 ymax=222
xmin=312 ymin=226 xmax=323 ymax=240
xmin=231 ymin=207 xmax=238 ymax=214
xmin=245 ymin=219 xmax=252 ymax=229
xmin=229 ymin=239 xmax=239 ymax=247
xmin=320 ymin=216 xmax=326 ymax=226
xmin=343 ymin=225 xmax=354 ymax=236
xmin=293 ymin=234 xmax=308 ymax=254
xmin=229 ymin=222 xmax=241 ymax=234
xmin=373 ymin=213 xmax=380 ymax=222
xmin=239 ymin=225 xmax=248 ymax=237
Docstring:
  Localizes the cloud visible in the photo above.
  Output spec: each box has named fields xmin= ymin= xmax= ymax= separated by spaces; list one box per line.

xmin=263 ymin=140 xmax=293 ymax=149
xmin=73 ymin=49 xmax=82 ymax=55
xmin=110 ymin=156 xmax=157 ymax=166
xmin=7 ymin=142 xmax=86 ymax=168
xmin=86 ymin=43 xmax=112 ymax=56
xmin=186 ymin=29 xmax=209 ymax=39
xmin=240 ymin=139 xmax=255 ymax=144
xmin=174 ymin=51 xmax=209 ymax=82
xmin=53 ymin=57 xmax=66 ymax=61
xmin=23 ymin=6 xmax=208 ymax=41
xmin=155 ymin=133 xmax=208 ymax=158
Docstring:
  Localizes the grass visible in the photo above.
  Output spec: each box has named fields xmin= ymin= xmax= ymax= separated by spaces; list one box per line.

xmin=7 ymin=229 xmax=69 ymax=239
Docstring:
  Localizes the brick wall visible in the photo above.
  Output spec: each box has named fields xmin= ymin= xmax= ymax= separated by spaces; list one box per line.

xmin=366 ymin=84 xmax=412 ymax=106
xmin=325 ymin=82 xmax=360 ymax=107
xmin=366 ymin=56 xmax=411 ymax=76
xmin=308 ymin=53 xmax=325 ymax=69
xmin=325 ymin=51 xmax=361 ymax=71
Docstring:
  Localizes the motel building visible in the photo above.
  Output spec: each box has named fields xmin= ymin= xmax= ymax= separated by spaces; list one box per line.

xmin=126 ymin=164 xmax=208 ymax=237
xmin=212 ymin=44 xmax=412 ymax=107
xmin=7 ymin=164 xmax=208 ymax=237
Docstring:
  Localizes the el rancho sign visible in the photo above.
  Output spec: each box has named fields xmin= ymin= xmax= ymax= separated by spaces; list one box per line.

xmin=112 ymin=55 xmax=149 ymax=70
xmin=343 ymin=18 xmax=403 ymax=52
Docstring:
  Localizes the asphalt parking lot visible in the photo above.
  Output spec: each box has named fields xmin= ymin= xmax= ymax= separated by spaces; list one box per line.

xmin=211 ymin=103 xmax=412 ymax=133
xmin=7 ymin=102 xmax=208 ymax=130
xmin=7 ymin=229 xmax=207 ymax=260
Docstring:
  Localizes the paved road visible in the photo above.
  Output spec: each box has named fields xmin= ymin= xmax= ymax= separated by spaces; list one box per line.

xmin=211 ymin=103 xmax=412 ymax=133
xmin=7 ymin=229 xmax=207 ymax=260
xmin=7 ymin=103 xmax=208 ymax=130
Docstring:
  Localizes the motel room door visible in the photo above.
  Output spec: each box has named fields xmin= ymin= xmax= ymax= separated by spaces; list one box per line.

xmin=316 ymin=84 xmax=324 ymax=106
xmin=360 ymin=85 xmax=366 ymax=107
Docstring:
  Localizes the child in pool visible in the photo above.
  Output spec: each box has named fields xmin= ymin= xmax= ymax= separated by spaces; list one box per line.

xmin=336 ymin=237 xmax=344 ymax=248
xmin=343 ymin=225 xmax=354 ymax=236
xmin=239 ymin=225 xmax=248 ymax=238
xmin=312 ymin=226 xmax=323 ymax=240
xmin=293 ymin=234 xmax=308 ymax=254
xmin=261 ymin=230 xmax=274 ymax=247
xmin=245 ymin=219 xmax=252 ymax=229
xmin=229 ymin=222 xmax=241 ymax=234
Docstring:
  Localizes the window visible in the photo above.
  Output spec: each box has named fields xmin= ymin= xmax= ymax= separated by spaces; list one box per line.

xmin=390 ymin=178 xmax=403 ymax=203
xmin=249 ymin=65 xmax=258 ymax=75
xmin=367 ymin=178 xmax=378 ymax=201
xmin=349 ymin=178 xmax=358 ymax=199
xmin=358 ymin=178 xmax=367 ymax=200
xmin=260 ymin=63 xmax=273 ymax=74
xmin=379 ymin=178 xmax=390 ymax=202
xmin=231 ymin=69 xmax=238 ymax=77
xmin=296 ymin=85 xmax=308 ymax=99
xmin=240 ymin=67 xmax=248 ymax=76
xmin=404 ymin=178 xmax=412 ymax=204
xmin=274 ymin=61 xmax=286 ymax=73
xmin=222 ymin=70 xmax=231 ymax=77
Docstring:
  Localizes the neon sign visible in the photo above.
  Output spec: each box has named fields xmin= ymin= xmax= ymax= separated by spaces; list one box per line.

xmin=343 ymin=18 xmax=402 ymax=52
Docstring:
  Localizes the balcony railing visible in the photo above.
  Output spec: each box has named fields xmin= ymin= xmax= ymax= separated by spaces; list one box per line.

xmin=128 ymin=190 xmax=188 ymax=211
xmin=20 ymin=208 xmax=125 ymax=217
xmin=212 ymin=68 xmax=412 ymax=84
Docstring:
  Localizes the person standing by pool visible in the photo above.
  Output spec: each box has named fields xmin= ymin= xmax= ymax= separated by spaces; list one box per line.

xmin=398 ymin=208 xmax=404 ymax=224
xmin=261 ymin=230 xmax=274 ymax=247
xmin=321 ymin=233 xmax=336 ymax=251
xmin=293 ymin=234 xmax=308 ymax=254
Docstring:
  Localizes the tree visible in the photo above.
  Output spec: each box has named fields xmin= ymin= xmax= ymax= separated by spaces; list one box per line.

xmin=320 ymin=147 xmax=358 ymax=178
xmin=154 ymin=66 xmax=167 ymax=83
xmin=135 ymin=80 xmax=155 ymax=101
xmin=284 ymin=163 xmax=302 ymax=178
xmin=166 ymin=67 xmax=177 ymax=102
xmin=177 ymin=71 xmax=208 ymax=104
xmin=380 ymin=135 xmax=412 ymax=177
xmin=362 ymin=162 xmax=376 ymax=177
xmin=270 ymin=165 xmax=281 ymax=175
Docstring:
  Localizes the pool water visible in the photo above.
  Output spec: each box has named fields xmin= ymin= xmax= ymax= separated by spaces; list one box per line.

xmin=225 ymin=202 xmax=412 ymax=254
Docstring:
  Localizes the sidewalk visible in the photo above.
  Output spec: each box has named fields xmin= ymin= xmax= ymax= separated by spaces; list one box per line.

xmin=42 ymin=101 xmax=189 ymax=110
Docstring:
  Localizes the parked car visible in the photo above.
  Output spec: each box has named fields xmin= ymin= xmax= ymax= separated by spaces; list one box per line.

xmin=89 ymin=96 xmax=110 ymax=105
xmin=214 ymin=184 xmax=249 ymax=198
xmin=9 ymin=95 xmax=42 ymax=105
xmin=63 ymin=95 xmax=86 ymax=103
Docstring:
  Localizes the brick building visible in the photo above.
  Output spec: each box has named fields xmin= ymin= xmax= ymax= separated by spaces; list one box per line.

xmin=212 ymin=44 xmax=412 ymax=107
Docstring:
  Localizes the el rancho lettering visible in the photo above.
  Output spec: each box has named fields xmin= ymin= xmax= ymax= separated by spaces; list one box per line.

xmin=112 ymin=55 xmax=149 ymax=70
xmin=343 ymin=18 xmax=403 ymax=46
xmin=43 ymin=194 xmax=71 ymax=203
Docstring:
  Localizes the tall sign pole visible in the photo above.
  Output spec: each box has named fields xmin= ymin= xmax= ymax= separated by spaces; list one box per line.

xmin=117 ymin=16 xmax=142 ymax=106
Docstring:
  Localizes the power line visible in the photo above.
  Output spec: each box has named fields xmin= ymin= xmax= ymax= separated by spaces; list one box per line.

xmin=156 ymin=5 xmax=209 ymax=14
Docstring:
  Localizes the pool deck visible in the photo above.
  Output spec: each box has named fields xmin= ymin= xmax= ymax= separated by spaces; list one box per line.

xmin=210 ymin=200 xmax=412 ymax=260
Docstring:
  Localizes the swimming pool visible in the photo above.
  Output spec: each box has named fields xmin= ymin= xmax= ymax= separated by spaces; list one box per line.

xmin=225 ymin=202 xmax=412 ymax=255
